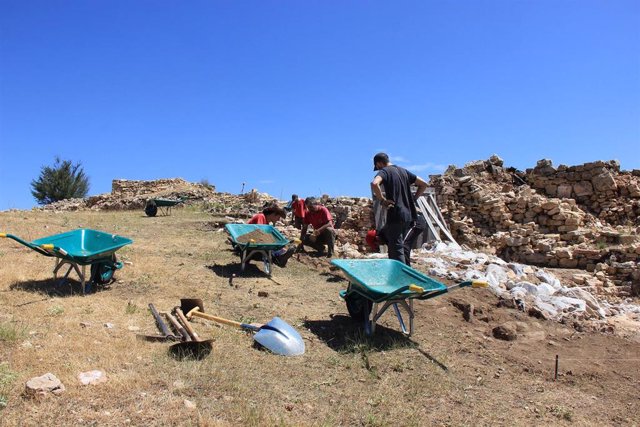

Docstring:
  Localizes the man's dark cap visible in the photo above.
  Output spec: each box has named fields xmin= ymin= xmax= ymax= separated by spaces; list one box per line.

xmin=373 ymin=152 xmax=389 ymax=171
xmin=304 ymin=196 xmax=318 ymax=207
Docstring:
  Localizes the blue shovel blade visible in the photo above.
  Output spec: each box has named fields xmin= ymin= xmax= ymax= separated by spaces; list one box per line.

xmin=253 ymin=317 xmax=305 ymax=356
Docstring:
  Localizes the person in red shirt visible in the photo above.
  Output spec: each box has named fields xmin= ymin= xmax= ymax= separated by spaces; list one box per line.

xmin=290 ymin=194 xmax=306 ymax=229
xmin=299 ymin=197 xmax=335 ymax=257
xmin=248 ymin=206 xmax=286 ymax=225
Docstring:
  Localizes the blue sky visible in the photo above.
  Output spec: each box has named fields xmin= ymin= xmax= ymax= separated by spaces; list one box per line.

xmin=1 ymin=1 xmax=638 ymax=210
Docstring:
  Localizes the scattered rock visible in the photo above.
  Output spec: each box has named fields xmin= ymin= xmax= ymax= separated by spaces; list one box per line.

xmin=183 ymin=399 xmax=197 ymax=410
xmin=257 ymin=291 xmax=269 ymax=298
xmin=78 ymin=370 xmax=107 ymax=386
xmin=104 ymin=323 xmax=115 ymax=329
xmin=25 ymin=373 xmax=66 ymax=397
xmin=492 ymin=325 xmax=517 ymax=341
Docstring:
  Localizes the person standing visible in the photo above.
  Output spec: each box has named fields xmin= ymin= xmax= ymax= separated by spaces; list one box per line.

xmin=299 ymin=197 xmax=335 ymax=257
xmin=370 ymin=152 xmax=428 ymax=265
xmin=290 ymin=194 xmax=306 ymax=229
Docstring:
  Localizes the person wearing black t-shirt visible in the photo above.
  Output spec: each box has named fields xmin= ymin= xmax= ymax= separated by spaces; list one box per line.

xmin=370 ymin=152 xmax=428 ymax=266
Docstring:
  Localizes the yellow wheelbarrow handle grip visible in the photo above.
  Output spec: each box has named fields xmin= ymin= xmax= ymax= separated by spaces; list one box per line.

xmin=0 ymin=233 xmax=6 ymax=238
xmin=40 ymin=244 xmax=68 ymax=256
xmin=408 ymin=284 xmax=424 ymax=293
xmin=472 ymin=280 xmax=489 ymax=288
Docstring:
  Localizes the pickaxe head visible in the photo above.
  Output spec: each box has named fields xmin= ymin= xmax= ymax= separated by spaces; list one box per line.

xmin=181 ymin=298 xmax=205 ymax=319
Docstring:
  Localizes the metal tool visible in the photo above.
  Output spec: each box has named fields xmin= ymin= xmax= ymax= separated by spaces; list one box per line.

xmin=181 ymin=298 xmax=305 ymax=357
xmin=137 ymin=303 xmax=178 ymax=341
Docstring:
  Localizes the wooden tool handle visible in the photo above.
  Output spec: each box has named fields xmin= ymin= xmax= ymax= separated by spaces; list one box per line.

xmin=188 ymin=309 xmax=243 ymax=329
xmin=174 ymin=308 xmax=200 ymax=341
xmin=162 ymin=311 xmax=191 ymax=341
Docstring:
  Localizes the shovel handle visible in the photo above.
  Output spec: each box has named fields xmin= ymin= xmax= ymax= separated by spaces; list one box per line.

xmin=187 ymin=309 xmax=261 ymax=332
xmin=174 ymin=307 xmax=200 ymax=341
xmin=162 ymin=311 xmax=191 ymax=342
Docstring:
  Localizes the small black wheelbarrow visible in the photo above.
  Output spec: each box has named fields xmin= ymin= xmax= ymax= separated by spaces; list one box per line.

xmin=144 ymin=198 xmax=185 ymax=217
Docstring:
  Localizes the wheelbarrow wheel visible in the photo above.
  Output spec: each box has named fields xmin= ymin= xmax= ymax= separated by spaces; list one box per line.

xmin=145 ymin=201 xmax=158 ymax=217
xmin=91 ymin=254 xmax=118 ymax=285
xmin=344 ymin=293 xmax=372 ymax=322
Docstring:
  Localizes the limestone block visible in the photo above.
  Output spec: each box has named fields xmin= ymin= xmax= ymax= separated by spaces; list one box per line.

xmin=573 ymin=181 xmax=594 ymax=197
xmin=592 ymin=171 xmax=618 ymax=192
xmin=558 ymin=258 xmax=578 ymax=268
xmin=557 ymin=184 xmax=573 ymax=198
xmin=555 ymin=248 xmax=572 ymax=259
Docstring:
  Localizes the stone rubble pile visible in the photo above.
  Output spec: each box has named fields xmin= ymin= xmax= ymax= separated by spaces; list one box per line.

xmin=407 ymin=241 xmax=640 ymax=333
xmin=527 ymin=159 xmax=640 ymax=225
xmin=39 ymin=178 xmax=216 ymax=211
xmin=429 ymin=156 xmax=640 ymax=296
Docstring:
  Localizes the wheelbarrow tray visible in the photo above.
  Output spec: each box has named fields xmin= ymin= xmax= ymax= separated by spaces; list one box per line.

xmin=331 ymin=259 xmax=447 ymax=303
xmin=225 ymin=224 xmax=289 ymax=250
xmin=151 ymin=198 xmax=183 ymax=207
xmin=31 ymin=229 xmax=133 ymax=264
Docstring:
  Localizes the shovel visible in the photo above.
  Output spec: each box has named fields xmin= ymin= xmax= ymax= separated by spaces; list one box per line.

xmin=181 ymin=298 xmax=305 ymax=356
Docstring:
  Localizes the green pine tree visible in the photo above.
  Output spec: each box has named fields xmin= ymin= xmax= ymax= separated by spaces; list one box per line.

xmin=30 ymin=157 xmax=90 ymax=205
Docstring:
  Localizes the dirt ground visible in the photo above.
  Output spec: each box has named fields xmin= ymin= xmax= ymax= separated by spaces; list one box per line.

xmin=1 ymin=208 xmax=639 ymax=426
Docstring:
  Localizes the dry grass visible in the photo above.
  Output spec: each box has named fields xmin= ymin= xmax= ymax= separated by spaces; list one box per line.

xmin=1 ymin=207 xmax=639 ymax=426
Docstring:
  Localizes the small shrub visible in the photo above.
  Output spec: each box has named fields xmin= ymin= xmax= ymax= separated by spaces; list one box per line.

xmin=0 ymin=363 xmax=17 ymax=410
xmin=199 ymin=179 xmax=215 ymax=190
xmin=47 ymin=305 xmax=64 ymax=316
xmin=0 ymin=321 xmax=26 ymax=343
xmin=126 ymin=301 xmax=139 ymax=315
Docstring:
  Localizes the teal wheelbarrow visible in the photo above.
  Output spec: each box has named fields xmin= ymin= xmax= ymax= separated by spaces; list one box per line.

xmin=331 ymin=259 xmax=487 ymax=336
xmin=225 ymin=224 xmax=290 ymax=276
xmin=1 ymin=229 xmax=133 ymax=294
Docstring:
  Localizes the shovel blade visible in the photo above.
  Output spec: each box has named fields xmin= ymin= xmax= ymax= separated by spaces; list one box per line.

xmin=254 ymin=317 xmax=305 ymax=356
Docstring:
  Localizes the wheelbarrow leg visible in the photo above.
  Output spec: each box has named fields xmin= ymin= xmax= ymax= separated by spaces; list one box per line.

xmin=392 ymin=300 xmax=414 ymax=336
xmin=263 ymin=250 xmax=272 ymax=276
xmin=52 ymin=259 xmax=87 ymax=294
xmin=365 ymin=302 xmax=379 ymax=336
xmin=53 ymin=258 xmax=64 ymax=278
xmin=365 ymin=300 xmax=415 ymax=336
xmin=240 ymin=249 xmax=248 ymax=272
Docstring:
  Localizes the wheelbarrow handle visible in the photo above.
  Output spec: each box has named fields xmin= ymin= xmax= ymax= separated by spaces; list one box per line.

xmin=1 ymin=233 xmax=53 ymax=256
xmin=40 ymin=244 xmax=69 ymax=256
